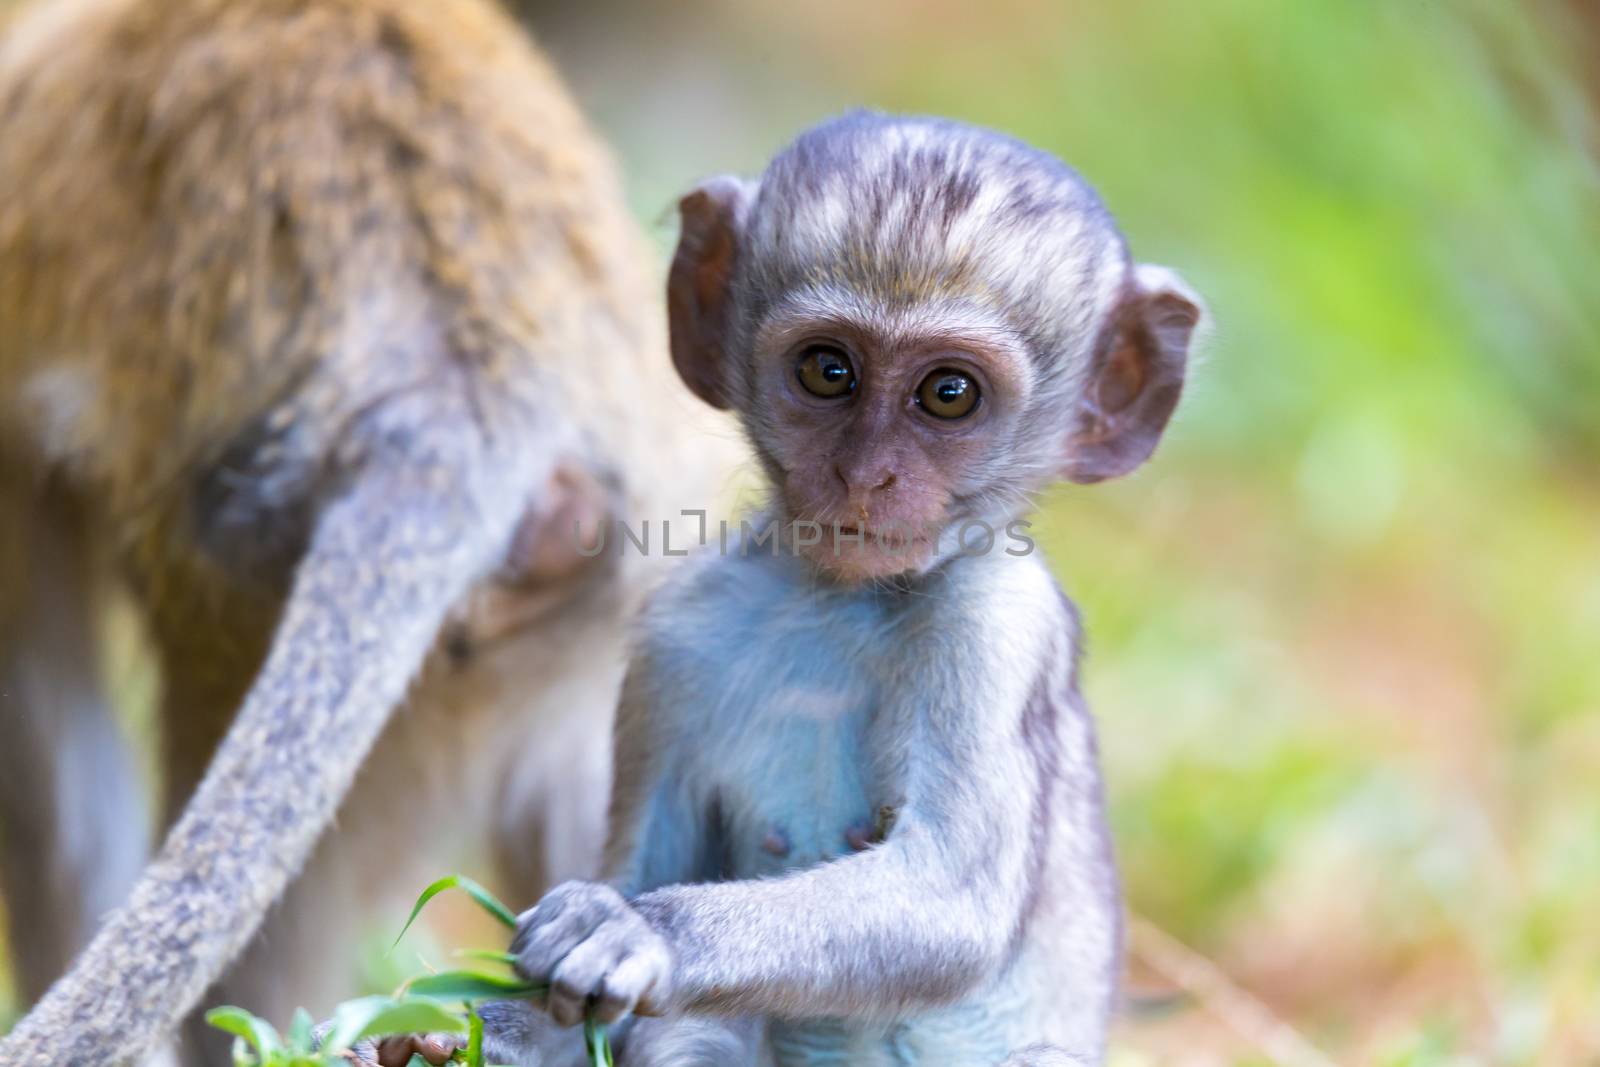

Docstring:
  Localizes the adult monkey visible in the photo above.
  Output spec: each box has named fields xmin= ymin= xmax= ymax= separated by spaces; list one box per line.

xmin=0 ymin=0 xmax=731 ymax=1063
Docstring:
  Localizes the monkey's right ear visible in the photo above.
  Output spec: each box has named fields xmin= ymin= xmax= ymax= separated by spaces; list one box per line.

xmin=668 ymin=176 xmax=754 ymax=410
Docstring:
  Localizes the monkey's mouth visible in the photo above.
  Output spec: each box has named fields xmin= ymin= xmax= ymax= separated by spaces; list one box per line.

xmin=789 ymin=517 xmax=937 ymax=579
xmin=806 ymin=521 xmax=924 ymax=546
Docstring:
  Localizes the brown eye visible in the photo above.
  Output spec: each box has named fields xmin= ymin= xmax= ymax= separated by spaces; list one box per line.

xmin=917 ymin=369 xmax=980 ymax=419
xmin=796 ymin=345 xmax=857 ymax=399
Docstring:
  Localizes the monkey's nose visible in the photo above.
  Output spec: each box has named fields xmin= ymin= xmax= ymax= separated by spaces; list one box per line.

xmin=834 ymin=465 xmax=897 ymax=495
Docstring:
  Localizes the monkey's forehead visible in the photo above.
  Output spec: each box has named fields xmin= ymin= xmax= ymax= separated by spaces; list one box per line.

xmin=743 ymin=210 xmax=1118 ymax=307
xmin=740 ymin=223 xmax=1126 ymax=372
xmin=743 ymin=114 xmax=1127 ymax=342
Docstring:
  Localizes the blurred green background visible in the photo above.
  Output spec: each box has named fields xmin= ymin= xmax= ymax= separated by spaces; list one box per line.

xmin=4 ymin=0 xmax=1598 ymax=1063
xmin=519 ymin=0 xmax=1600 ymax=1063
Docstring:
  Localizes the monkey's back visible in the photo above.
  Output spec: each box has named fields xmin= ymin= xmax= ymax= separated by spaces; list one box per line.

xmin=0 ymin=0 xmax=683 ymax=541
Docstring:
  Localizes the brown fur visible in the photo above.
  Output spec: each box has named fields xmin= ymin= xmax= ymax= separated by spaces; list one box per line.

xmin=0 ymin=0 xmax=731 ymax=1062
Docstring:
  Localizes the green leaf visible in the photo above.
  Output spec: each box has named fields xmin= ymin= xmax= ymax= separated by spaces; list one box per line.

xmin=324 ymin=995 xmax=467 ymax=1053
xmin=287 ymin=1008 xmax=315 ymax=1054
xmin=206 ymin=1006 xmax=284 ymax=1059
xmin=453 ymin=949 xmax=518 ymax=967
xmin=401 ymin=970 xmax=546 ymax=1002
xmin=405 ymin=1056 xmax=431 ymax=1067
xmin=393 ymin=875 xmax=518 ymax=952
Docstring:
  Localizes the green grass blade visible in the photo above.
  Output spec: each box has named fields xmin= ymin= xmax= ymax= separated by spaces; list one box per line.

xmin=466 ymin=1008 xmax=485 ymax=1067
xmin=583 ymin=1016 xmax=613 ymax=1067
xmin=205 ymin=1006 xmax=284 ymax=1059
xmin=393 ymin=876 xmax=518 ymax=952
xmin=401 ymin=970 xmax=546 ymax=1001
xmin=325 ymin=995 xmax=467 ymax=1053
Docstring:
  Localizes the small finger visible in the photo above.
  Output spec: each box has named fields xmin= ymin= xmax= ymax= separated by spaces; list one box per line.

xmin=545 ymin=985 xmax=588 ymax=1029
xmin=604 ymin=947 xmax=668 ymax=1023
xmin=548 ymin=937 xmax=615 ymax=1027
xmin=593 ymin=951 xmax=657 ymax=1023
xmin=548 ymin=934 xmax=616 ymax=1027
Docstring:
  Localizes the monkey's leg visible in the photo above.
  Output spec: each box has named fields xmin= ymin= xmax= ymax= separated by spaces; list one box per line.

xmin=0 ymin=474 xmax=148 ymax=1005
xmin=617 ymin=1016 xmax=768 ymax=1067
xmin=996 ymin=1046 xmax=1091 ymax=1067
xmin=469 ymin=1002 xmax=765 ymax=1066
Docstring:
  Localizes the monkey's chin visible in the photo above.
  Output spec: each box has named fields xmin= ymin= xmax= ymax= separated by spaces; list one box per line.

xmin=798 ymin=534 xmax=938 ymax=585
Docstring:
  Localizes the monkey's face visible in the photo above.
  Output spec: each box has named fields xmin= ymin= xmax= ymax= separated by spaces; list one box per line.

xmin=742 ymin=309 xmax=1038 ymax=582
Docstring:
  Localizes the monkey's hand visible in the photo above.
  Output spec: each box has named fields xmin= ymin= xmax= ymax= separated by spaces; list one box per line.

xmin=512 ymin=881 xmax=675 ymax=1027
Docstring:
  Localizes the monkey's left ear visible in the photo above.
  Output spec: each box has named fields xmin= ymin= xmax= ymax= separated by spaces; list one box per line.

xmin=1063 ymin=264 xmax=1205 ymax=484
xmin=668 ymin=176 xmax=755 ymax=410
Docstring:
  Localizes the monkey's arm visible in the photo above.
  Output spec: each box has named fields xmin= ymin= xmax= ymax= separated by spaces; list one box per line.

xmin=631 ymin=702 xmax=1046 ymax=1020
xmin=0 ymin=418 xmax=542 ymax=1067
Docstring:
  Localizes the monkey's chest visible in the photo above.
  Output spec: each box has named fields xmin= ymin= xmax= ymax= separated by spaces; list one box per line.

xmin=709 ymin=704 xmax=889 ymax=879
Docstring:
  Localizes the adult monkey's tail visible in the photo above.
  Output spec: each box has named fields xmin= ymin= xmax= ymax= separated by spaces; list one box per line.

xmin=0 ymin=419 xmax=538 ymax=1067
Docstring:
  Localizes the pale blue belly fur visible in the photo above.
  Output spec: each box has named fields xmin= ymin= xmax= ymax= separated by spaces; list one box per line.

xmin=703 ymin=662 xmax=1022 ymax=1066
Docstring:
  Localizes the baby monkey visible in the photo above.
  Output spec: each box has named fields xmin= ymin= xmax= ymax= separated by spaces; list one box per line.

xmin=372 ymin=111 xmax=1203 ymax=1067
